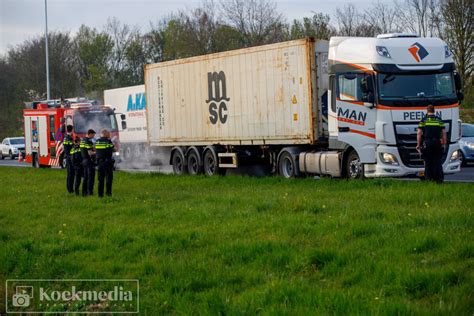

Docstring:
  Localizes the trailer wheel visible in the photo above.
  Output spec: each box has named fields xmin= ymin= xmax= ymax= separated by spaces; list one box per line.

xmin=203 ymin=149 xmax=225 ymax=176
xmin=346 ymin=150 xmax=363 ymax=179
xmin=171 ymin=150 xmax=186 ymax=175
xmin=278 ymin=151 xmax=298 ymax=178
xmin=187 ymin=150 xmax=202 ymax=175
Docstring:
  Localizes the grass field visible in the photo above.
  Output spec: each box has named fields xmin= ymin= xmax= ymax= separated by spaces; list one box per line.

xmin=0 ymin=167 xmax=473 ymax=315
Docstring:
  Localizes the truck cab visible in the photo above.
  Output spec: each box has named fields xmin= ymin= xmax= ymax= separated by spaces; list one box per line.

xmin=327 ymin=33 xmax=462 ymax=178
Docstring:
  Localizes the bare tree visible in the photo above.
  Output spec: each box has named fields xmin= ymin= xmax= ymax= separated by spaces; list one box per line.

xmin=441 ymin=0 xmax=473 ymax=88
xmin=290 ymin=13 xmax=335 ymax=40
xmin=363 ymin=1 xmax=399 ymax=34
xmin=335 ymin=4 xmax=379 ymax=37
xmin=219 ymin=0 xmax=286 ymax=46
xmin=395 ymin=0 xmax=441 ymax=36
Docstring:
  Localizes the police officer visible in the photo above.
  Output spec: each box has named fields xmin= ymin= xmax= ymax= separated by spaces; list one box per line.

xmin=417 ymin=105 xmax=447 ymax=183
xmin=95 ymin=129 xmax=116 ymax=197
xmin=80 ymin=129 xmax=96 ymax=196
xmin=70 ymin=137 xmax=83 ymax=195
xmin=63 ymin=125 xmax=74 ymax=193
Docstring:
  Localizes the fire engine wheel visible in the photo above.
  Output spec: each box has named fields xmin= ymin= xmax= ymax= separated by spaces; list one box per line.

xmin=346 ymin=150 xmax=363 ymax=179
xmin=203 ymin=149 xmax=225 ymax=176
xmin=32 ymin=154 xmax=40 ymax=168
xmin=187 ymin=151 xmax=202 ymax=175
xmin=171 ymin=150 xmax=186 ymax=175
xmin=278 ymin=151 xmax=298 ymax=178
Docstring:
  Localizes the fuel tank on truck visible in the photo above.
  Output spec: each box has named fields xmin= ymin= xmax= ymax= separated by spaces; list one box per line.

xmin=145 ymin=38 xmax=329 ymax=146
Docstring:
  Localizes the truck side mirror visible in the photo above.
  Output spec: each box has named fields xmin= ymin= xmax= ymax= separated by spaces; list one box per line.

xmin=457 ymin=92 xmax=464 ymax=101
xmin=360 ymin=76 xmax=374 ymax=94
xmin=454 ymin=72 xmax=462 ymax=91
xmin=121 ymin=121 xmax=127 ymax=130
xmin=120 ymin=114 xmax=126 ymax=120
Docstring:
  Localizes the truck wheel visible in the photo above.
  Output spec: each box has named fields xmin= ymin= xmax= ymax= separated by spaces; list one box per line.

xmin=278 ymin=151 xmax=298 ymax=178
xmin=203 ymin=149 xmax=225 ymax=176
xmin=346 ymin=150 xmax=363 ymax=179
xmin=187 ymin=150 xmax=202 ymax=175
xmin=171 ymin=150 xmax=186 ymax=175
xmin=9 ymin=150 xmax=14 ymax=160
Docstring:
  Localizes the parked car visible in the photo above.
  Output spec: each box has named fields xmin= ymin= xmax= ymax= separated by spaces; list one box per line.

xmin=0 ymin=137 xmax=25 ymax=160
xmin=460 ymin=123 xmax=474 ymax=166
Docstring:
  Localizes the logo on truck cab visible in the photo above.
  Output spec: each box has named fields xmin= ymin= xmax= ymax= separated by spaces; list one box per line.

xmin=206 ymin=71 xmax=230 ymax=124
xmin=408 ymin=42 xmax=429 ymax=62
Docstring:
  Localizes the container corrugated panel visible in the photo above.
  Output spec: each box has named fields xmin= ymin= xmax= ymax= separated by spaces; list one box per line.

xmin=145 ymin=38 xmax=319 ymax=146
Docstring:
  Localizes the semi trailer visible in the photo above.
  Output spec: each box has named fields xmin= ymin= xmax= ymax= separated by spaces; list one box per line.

xmin=143 ymin=35 xmax=463 ymax=178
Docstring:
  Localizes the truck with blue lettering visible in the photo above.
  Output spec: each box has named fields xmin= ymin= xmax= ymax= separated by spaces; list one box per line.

xmin=143 ymin=34 xmax=463 ymax=178
xmin=104 ymin=85 xmax=153 ymax=166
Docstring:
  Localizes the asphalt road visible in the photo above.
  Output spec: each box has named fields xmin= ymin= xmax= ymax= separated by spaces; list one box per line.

xmin=1 ymin=158 xmax=473 ymax=182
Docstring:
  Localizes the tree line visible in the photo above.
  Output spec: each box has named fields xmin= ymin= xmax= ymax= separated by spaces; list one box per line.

xmin=0 ymin=0 xmax=472 ymax=138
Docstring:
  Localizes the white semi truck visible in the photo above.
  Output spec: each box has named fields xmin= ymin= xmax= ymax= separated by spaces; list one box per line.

xmin=141 ymin=35 xmax=463 ymax=178
xmin=104 ymin=85 xmax=158 ymax=166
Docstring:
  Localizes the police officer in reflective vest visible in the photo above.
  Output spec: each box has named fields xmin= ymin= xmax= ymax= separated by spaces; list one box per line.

xmin=70 ymin=137 xmax=83 ymax=195
xmin=63 ymin=125 xmax=74 ymax=193
xmin=417 ymin=105 xmax=447 ymax=183
xmin=80 ymin=129 xmax=96 ymax=196
xmin=95 ymin=129 xmax=116 ymax=197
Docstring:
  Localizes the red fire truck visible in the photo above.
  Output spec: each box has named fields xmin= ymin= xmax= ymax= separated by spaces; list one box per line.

xmin=23 ymin=98 xmax=126 ymax=168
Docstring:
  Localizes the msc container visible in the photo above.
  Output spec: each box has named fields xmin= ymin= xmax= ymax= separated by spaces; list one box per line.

xmin=145 ymin=38 xmax=328 ymax=146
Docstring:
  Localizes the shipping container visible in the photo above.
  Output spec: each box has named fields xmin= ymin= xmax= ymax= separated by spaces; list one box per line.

xmin=145 ymin=38 xmax=329 ymax=147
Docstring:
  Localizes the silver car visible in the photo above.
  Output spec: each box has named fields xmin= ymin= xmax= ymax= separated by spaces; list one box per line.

xmin=0 ymin=137 xmax=25 ymax=160
xmin=460 ymin=123 xmax=474 ymax=166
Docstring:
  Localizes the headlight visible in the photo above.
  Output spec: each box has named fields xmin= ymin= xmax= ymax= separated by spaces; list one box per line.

xmin=450 ymin=150 xmax=460 ymax=162
xmin=12 ymin=148 xmax=18 ymax=152
xmin=376 ymin=46 xmax=391 ymax=58
xmin=114 ymin=152 xmax=120 ymax=156
xmin=379 ymin=152 xmax=399 ymax=165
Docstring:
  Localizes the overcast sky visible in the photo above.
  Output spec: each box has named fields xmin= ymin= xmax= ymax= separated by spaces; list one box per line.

xmin=0 ymin=0 xmax=383 ymax=56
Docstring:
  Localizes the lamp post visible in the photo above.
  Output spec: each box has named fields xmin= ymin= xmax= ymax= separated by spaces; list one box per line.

xmin=44 ymin=0 xmax=51 ymax=100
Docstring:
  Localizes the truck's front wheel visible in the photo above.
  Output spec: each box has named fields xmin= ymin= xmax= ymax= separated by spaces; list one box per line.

xmin=171 ymin=150 xmax=187 ymax=175
xmin=346 ymin=150 xmax=363 ymax=179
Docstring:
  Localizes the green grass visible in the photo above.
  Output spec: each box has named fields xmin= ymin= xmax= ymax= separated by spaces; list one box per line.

xmin=0 ymin=167 xmax=473 ymax=315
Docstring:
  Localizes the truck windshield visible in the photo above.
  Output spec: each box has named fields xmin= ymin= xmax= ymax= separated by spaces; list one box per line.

xmin=378 ymin=72 xmax=456 ymax=101
xmin=74 ymin=112 xmax=118 ymax=134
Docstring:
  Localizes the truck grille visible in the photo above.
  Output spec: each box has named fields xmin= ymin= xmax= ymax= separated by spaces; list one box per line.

xmin=394 ymin=122 xmax=450 ymax=168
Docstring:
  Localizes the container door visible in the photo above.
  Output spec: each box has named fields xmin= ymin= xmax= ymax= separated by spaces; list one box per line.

xmin=38 ymin=116 xmax=48 ymax=157
xmin=24 ymin=116 xmax=32 ymax=155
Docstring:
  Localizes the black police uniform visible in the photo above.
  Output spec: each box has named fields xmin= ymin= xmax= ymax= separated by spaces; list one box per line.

xmin=80 ymin=137 xmax=95 ymax=196
xmin=95 ymin=137 xmax=115 ymax=197
xmin=418 ymin=114 xmax=445 ymax=182
xmin=63 ymin=133 xmax=74 ymax=193
xmin=70 ymin=144 xmax=83 ymax=195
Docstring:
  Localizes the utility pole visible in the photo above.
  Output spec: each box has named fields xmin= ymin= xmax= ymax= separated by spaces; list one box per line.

xmin=45 ymin=0 xmax=51 ymax=100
